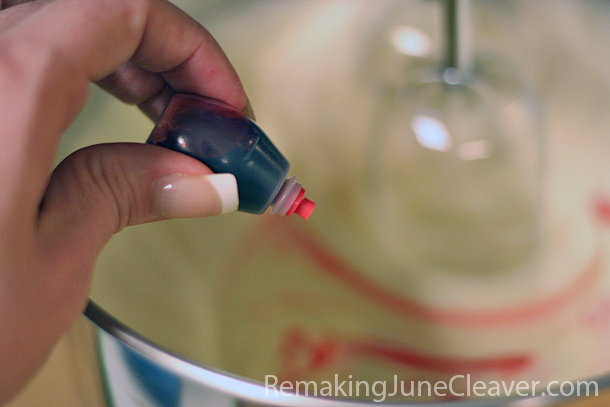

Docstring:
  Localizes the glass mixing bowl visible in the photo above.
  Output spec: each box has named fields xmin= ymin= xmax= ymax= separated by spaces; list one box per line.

xmin=53 ymin=0 xmax=610 ymax=405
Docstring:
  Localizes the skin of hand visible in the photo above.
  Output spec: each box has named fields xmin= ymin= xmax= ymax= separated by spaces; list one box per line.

xmin=0 ymin=0 xmax=249 ymax=403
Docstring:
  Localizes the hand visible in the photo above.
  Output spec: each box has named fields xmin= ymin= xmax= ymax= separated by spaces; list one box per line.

xmin=0 ymin=0 xmax=244 ymax=402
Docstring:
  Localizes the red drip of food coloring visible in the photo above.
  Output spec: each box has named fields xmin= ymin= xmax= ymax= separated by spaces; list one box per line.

xmin=286 ymin=189 xmax=316 ymax=220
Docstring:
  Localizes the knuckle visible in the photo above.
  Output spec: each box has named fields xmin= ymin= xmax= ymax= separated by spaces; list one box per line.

xmin=64 ymin=146 xmax=146 ymax=233
xmin=0 ymin=39 xmax=28 ymax=91
xmin=0 ymin=34 xmax=62 ymax=93
xmin=0 ymin=34 xmax=88 ymax=133
xmin=107 ymin=0 xmax=150 ymax=40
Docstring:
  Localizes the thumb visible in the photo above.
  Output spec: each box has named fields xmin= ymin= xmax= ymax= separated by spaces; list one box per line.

xmin=0 ymin=142 xmax=237 ymax=404
xmin=37 ymin=142 xmax=238 ymax=263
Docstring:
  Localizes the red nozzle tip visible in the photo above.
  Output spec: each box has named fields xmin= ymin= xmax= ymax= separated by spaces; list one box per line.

xmin=295 ymin=197 xmax=316 ymax=220
xmin=286 ymin=188 xmax=316 ymax=219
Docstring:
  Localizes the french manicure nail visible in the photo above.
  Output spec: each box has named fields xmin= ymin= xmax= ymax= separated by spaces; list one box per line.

xmin=150 ymin=173 xmax=239 ymax=218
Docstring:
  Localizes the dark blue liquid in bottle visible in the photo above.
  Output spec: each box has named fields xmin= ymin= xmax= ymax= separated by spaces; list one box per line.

xmin=147 ymin=94 xmax=315 ymax=218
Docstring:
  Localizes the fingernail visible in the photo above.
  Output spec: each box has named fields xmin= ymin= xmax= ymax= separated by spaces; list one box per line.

xmin=150 ymin=173 xmax=239 ymax=218
xmin=242 ymin=94 xmax=256 ymax=121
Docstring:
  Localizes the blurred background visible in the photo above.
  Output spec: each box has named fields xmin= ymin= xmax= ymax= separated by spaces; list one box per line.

xmin=10 ymin=0 xmax=610 ymax=405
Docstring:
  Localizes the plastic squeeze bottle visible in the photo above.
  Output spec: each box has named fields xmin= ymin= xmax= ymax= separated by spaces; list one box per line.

xmin=147 ymin=94 xmax=315 ymax=219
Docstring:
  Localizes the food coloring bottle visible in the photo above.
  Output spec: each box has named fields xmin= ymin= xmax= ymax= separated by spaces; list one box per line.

xmin=147 ymin=94 xmax=315 ymax=219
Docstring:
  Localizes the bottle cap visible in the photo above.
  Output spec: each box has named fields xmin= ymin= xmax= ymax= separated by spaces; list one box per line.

xmin=286 ymin=189 xmax=316 ymax=220
xmin=271 ymin=176 xmax=315 ymax=219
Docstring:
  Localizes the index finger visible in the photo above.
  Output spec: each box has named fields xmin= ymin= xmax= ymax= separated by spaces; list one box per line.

xmin=131 ymin=0 xmax=246 ymax=108
xmin=0 ymin=0 xmax=247 ymax=221
xmin=6 ymin=0 xmax=247 ymax=111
